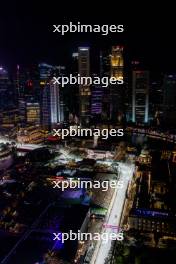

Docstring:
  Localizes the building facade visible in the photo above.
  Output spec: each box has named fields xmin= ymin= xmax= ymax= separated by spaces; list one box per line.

xmin=132 ymin=70 xmax=149 ymax=124
xmin=78 ymin=47 xmax=91 ymax=126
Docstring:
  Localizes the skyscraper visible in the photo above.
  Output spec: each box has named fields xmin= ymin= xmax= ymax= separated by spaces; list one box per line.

xmin=91 ymin=83 xmax=103 ymax=116
xmin=42 ymin=80 xmax=64 ymax=129
xmin=0 ymin=67 xmax=8 ymax=110
xmin=100 ymin=50 xmax=111 ymax=121
xmin=110 ymin=46 xmax=124 ymax=122
xmin=78 ymin=47 xmax=91 ymax=126
xmin=18 ymin=98 xmax=26 ymax=124
xmin=0 ymin=66 xmax=13 ymax=110
xmin=110 ymin=46 xmax=123 ymax=80
xmin=50 ymin=79 xmax=64 ymax=125
xmin=40 ymin=63 xmax=64 ymax=129
xmin=163 ymin=74 xmax=176 ymax=125
xmin=132 ymin=70 xmax=149 ymax=123
xmin=150 ymin=78 xmax=163 ymax=125
xmin=39 ymin=63 xmax=54 ymax=84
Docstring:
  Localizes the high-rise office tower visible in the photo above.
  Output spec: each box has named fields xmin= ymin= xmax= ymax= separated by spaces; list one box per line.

xmin=40 ymin=63 xmax=64 ymax=129
xmin=0 ymin=67 xmax=8 ymax=110
xmin=163 ymin=74 xmax=176 ymax=125
xmin=110 ymin=46 xmax=123 ymax=80
xmin=39 ymin=63 xmax=53 ymax=129
xmin=18 ymin=98 xmax=26 ymax=123
xmin=15 ymin=65 xmax=27 ymax=118
xmin=16 ymin=65 xmax=41 ymax=125
xmin=132 ymin=70 xmax=149 ymax=123
xmin=15 ymin=64 xmax=27 ymax=99
xmin=16 ymin=64 xmax=41 ymax=101
xmin=91 ymin=84 xmax=103 ymax=116
xmin=50 ymin=79 xmax=64 ymax=125
xmin=42 ymin=82 xmax=51 ymax=129
xmin=78 ymin=47 xmax=91 ymax=126
xmin=39 ymin=63 xmax=65 ymax=129
xmin=26 ymin=64 xmax=40 ymax=102
xmin=150 ymin=78 xmax=163 ymax=125
xmin=16 ymin=64 xmax=20 ymax=98
xmin=39 ymin=63 xmax=54 ymax=84
xmin=0 ymin=66 xmax=13 ymax=110
xmin=110 ymin=46 xmax=124 ymax=121
xmin=100 ymin=50 xmax=111 ymax=121
xmin=42 ymin=80 xmax=64 ymax=129
xmin=65 ymin=52 xmax=79 ymax=118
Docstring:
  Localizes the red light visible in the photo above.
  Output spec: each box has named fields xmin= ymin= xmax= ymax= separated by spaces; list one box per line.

xmin=27 ymin=80 xmax=33 ymax=88
xmin=47 ymin=135 xmax=60 ymax=141
xmin=55 ymin=176 xmax=64 ymax=180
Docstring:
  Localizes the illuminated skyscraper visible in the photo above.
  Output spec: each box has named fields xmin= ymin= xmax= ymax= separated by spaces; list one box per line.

xmin=39 ymin=63 xmax=53 ymax=84
xmin=0 ymin=67 xmax=8 ymax=110
xmin=0 ymin=66 xmax=13 ymax=110
xmin=18 ymin=98 xmax=26 ymax=123
xmin=42 ymin=80 xmax=64 ymax=129
xmin=91 ymin=84 xmax=103 ymax=116
xmin=40 ymin=63 xmax=65 ymax=129
xmin=50 ymin=79 xmax=64 ymax=125
xmin=110 ymin=46 xmax=124 ymax=121
xmin=132 ymin=70 xmax=149 ymax=123
xmin=78 ymin=47 xmax=91 ymax=126
xmin=163 ymin=74 xmax=176 ymax=125
xmin=150 ymin=79 xmax=163 ymax=125
xmin=110 ymin=46 xmax=123 ymax=80
xmin=100 ymin=50 xmax=111 ymax=120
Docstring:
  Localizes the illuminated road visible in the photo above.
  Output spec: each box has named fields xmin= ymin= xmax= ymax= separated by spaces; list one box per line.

xmin=91 ymin=162 xmax=135 ymax=264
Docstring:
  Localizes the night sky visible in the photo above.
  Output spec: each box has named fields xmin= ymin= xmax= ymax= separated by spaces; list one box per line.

xmin=0 ymin=1 xmax=175 ymax=72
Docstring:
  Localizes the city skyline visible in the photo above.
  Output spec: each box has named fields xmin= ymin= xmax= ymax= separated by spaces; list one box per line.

xmin=1 ymin=2 xmax=176 ymax=264
xmin=1 ymin=45 xmax=176 ymax=128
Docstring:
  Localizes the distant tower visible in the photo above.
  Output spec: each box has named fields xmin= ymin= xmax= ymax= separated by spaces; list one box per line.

xmin=50 ymin=79 xmax=64 ymax=125
xmin=0 ymin=66 xmax=11 ymax=110
xmin=78 ymin=47 xmax=91 ymax=126
xmin=16 ymin=64 xmax=20 ymax=98
xmin=132 ymin=70 xmax=149 ymax=123
xmin=110 ymin=46 xmax=123 ymax=80
xmin=100 ymin=50 xmax=111 ymax=120
xmin=42 ymin=80 xmax=64 ymax=129
xmin=163 ymin=74 xmax=176 ymax=125
xmin=110 ymin=46 xmax=124 ymax=121
xmin=40 ymin=63 xmax=64 ymax=129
